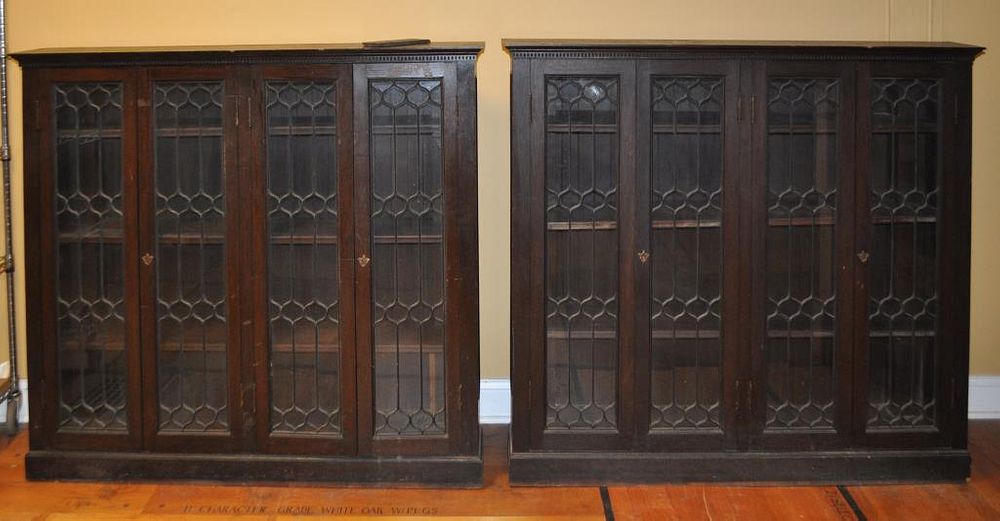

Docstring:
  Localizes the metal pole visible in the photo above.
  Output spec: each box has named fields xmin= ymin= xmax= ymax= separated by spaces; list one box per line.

xmin=0 ymin=0 xmax=20 ymax=404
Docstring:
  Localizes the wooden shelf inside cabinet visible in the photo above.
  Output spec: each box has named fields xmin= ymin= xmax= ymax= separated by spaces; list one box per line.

xmin=57 ymin=128 xmax=123 ymax=140
xmin=371 ymin=234 xmax=443 ymax=244
xmin=546 ymin=220 xmax=724 ymax=231
xmin=871 ymin=124 xmax=940 ymax=134
xmin=57 ymin=230 xmax=125 ymax=243
xmin=547 ymin=329 xmax=722 ymax=340
xmin=267 ymin=125 xmax=336 ymax=136
xmin=369 ymin=124 xmax=441 ymax=137
xmin=766 ymin=330 xmax=835 ymax=339
xmin=765 ymin=215 xmax=937 ymax=227
xmin=869 ymin=330 xmax=936 ymax=339
xmin=545 ymin=123 xmax=725 ymax=134
xmin=154 ymin=127 xmax=224 ymax=137
xmin=767 ymin=124 xmax=838 ymax=135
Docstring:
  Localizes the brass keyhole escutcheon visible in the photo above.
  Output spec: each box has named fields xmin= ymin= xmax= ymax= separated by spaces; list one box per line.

xmin=141 ymin=253 xmax=154 ymax=266
xmin=638 ymin=250 xmax=650 ymax=264
xmin=357 ymin=254 xmax=371 ymax=268
xmin=857 ymin=250 xmax=870 ymax=264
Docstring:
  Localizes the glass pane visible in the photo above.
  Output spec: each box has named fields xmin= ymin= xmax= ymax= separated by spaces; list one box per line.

xmin=154 ymin=81 xmax=229 ymax=432
xmin=370 ymin=78 xmax=446 ymax=437
xmin=544 ymin=76 xmax=619 ymax=430
xmin=867 ymin=78 xmax=940 ymax=430
xmin=266 ymin=81 xmax=341 ymax=435
xmin=764 ymin=78 xmax=840 ymax=431
xmin=54 ymin=83 xmax=128 ymax=431
xmin=648 ymin=76 xmax=724 ymax=431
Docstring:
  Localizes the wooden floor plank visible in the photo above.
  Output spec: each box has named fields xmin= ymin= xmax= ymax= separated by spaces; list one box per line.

xmin=609 ymin=485 xmax=857 ymax=520
xmin=847 ymin=421 xmax=1000 ymax=521
xmin=0 ymin=422 xmax=997 ymax=519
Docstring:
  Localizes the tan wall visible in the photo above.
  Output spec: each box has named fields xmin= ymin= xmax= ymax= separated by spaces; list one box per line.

xmin=1 ymin=0 xmax=998 ymax=379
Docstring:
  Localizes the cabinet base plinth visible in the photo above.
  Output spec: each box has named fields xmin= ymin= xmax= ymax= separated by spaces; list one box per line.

xmin=509 ymin=449 xmax=970 ymax=485
xmin=25 ymin=450 xmax=483 ymax=487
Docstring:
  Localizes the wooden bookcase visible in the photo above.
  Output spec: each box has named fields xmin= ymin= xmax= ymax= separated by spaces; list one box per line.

xmin=15 ymin=43 xmax=482 ymax=485
xmin=506 ymin=39 xmax=982 ymax=484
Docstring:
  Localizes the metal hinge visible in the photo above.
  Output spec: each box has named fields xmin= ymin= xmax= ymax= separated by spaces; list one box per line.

xmin=737 ymin=95 xmax=743 ymax=123
xmin=750 ymin=94 xmax=757 ymax=124
xmin=0 ymin=254 xmax=12 ymax=273
xmin=247 ymin=97 xmax=253 ymax=129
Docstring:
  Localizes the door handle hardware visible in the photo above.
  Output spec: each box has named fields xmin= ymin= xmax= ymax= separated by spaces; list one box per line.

xmin=357 ymin=254 xmax=371 ymax=267
xmin=637 ymin=250 xmax=650 ymax=264
xmin=141 ymin=253 xmax=154 ymax=266
xmin=857 ymin=250 xmax=870 ymax=264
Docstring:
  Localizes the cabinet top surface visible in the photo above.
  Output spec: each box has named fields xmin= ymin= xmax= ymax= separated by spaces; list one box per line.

xmin=503 ymin=38 xmax=983 ymax=57
xmin=12 ymin=41 xmax=485 ymax=66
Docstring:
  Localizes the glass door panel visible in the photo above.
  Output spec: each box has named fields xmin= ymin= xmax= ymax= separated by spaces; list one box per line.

xmin=265 ymin=79 xmax=343 ymax=437
xmin=865 ymin=77 xmax=941 ymax=431
xmin=544 ymin=76 xmax=620 ymax=431
xmin=646 ymin=76 xmax=725 ymax=433
xmin=369 ymin=78 xmax=447 ymax=437
xmin=763 ymin=77 xmax=840 ymax=432
xmin=53 ymin=82 xmax=129 ymax=433
xmin=152 ymin=80 xmax=230 ymax=434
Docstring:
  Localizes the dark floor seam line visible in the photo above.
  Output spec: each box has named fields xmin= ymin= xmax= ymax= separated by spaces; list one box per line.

xmin=837 ymin=485 xmax=867 ymax=521
xmin=599 ymin=485 xmax=615 ymax=521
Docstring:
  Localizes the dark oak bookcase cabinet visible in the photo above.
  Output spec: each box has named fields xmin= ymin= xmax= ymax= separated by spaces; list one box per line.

xmin=506 ymin=40 xmax=983 ymax=484
xmin=15 ymin=43 xmax=483 ymax=485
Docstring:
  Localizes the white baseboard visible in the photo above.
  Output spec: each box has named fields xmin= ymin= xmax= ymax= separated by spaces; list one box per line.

xmin=0 ymin=375 xmax=27 ymax=424
xmin=0 ymin=376 xmax=994 ymax=425
xmin=969 ymin=376 xmax=1000 ymax=419
xmin=479 ymin=378 xmax=511 ymax=424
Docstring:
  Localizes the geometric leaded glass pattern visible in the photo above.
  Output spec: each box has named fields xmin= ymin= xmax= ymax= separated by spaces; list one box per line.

xmin=153 ymin=81 xmax=229 ymax=432
xmin=867 ymin=78 xmax=941 ymax=429
xmin=54 ymin=82 xmax=128 ymax=431
xmin=266 ymin=80 xmax=342 ymax=435
xmin=370 ymin=78 xmax=446 ymax=436
xmin=544 ymin=76 xmax=619 ymax=430
xmin=648 ymin=76 xmax=724 ymax=431
xmin=764 ymin=78 xmax=840 ymax=430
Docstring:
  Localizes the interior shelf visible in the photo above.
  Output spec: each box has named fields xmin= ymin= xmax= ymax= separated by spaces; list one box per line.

xmin=57 ymin=129 xmax=123 ymax=140
xmin=767 ymin=215 xmax=937 ymax=227
xmin=154 ymin=127 xmax=224 ymax=137
xmin=546 ymin=329 xmax=722 ymax=340
xmin=546 ymin=220 xmax=723 ymax=231
xmin=267 ymin=125 xmax=336 ymax=136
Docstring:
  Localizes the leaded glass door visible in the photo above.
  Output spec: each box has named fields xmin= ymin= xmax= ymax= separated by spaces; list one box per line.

xmin=853 ymin=62 xmax=958 ymax=448
xmin=138 ymin=68 xmax=244 ymax=452
xmin=353 ymin=62 xmax=471 ymax=456
xmin=748 ymin=62 xmax=856 ymax=449
xmin=250 ymin=65 xmax=357 ymax=455
xmin=34 ymin=69 xmax=144 ymax=450
xmin=634 ymin=60 xmax=741 ymax=451
xmin=525 ymin=60 xmax=636 ymax=450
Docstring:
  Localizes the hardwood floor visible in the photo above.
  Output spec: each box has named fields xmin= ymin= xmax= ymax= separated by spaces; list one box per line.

xmin=0 ymin=422 xmax=997 ymax=520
